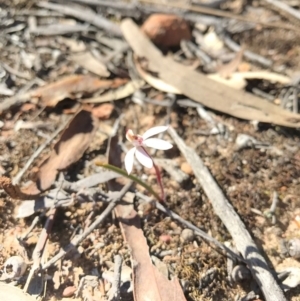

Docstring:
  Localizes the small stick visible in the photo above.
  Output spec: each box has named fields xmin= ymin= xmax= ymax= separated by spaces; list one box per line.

xmin=262 ymin=0 xmax=300 ymax=22
xmin=20 ymin=216 xmax=41 ymax=241
xmin=222 ymin=34 xmax=273 ymax=68
xmin=41 ymin=181 xmax=133 ymax=270
xmin=269 ymin=191 xmax=279 ymax=214
xmin=264 ymin=191 xmax=279 ymax=224
xmin=2 ymin=63 xmax=31 ymax=80
xmin=293 ymin=87 xmax=299 ymax=114
xmin=23 ymin=207 xmax=56 ymax=293
xmin=111 ymin=254 xmax=123 ymax=301
xmin=13 ymin=117 xmax=71 ymax=185
xmin=37 ymin=1 xmax=122 ymax=37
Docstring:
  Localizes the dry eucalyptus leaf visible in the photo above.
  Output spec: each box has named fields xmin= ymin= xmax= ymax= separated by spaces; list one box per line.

xmin=21 ymin=109 xmax=98 ymax=196
xmin=121 ymin=19 xmax=300 ymax=128
xmin=0 ymin=76 xmax=127 ymax=112
xmin=134 ymin=56 xmax=181 ymax=94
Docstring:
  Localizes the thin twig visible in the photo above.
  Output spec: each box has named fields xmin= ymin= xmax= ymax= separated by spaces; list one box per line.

xmin=270 ymin=191 xmax=279 ymax=213
xmin=37 ymin=1 xmax=122 ymax=37
xmin=23 ymin=207 xmax=57 ymax=293
xmin=41 ymin=181 xmax=133 ymax=270
xmin=20 ymin=216 xmax=41 ymax=241
xmin=262 ymin=0 xmax=300 ymax=21
xmin=111 ymin=254 xmax=123 ymax=301
xmin=13 ymin=117 xmax=71 ymax=185
xmin=222 ymin=34 xmax=273 ymax=68
xmin=2 ymin=63 xmax=31 ymax=80
xmin=265 ymin=191 xmax=279 ymax=224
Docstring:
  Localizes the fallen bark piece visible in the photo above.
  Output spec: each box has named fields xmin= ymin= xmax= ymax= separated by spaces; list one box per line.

xmin=21 ymin=109 xmax=98 ymax=196
xmin=121 ymin=18 xmax=300 ymax=128
xmin=141 ymin=14 xmax=191 ymax=47
xmin=168 ymin=126 xmax=287 ymax=301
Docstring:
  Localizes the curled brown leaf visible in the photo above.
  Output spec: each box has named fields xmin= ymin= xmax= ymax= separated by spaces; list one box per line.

xmin=21 ymin=109 xmax=98 ymax=196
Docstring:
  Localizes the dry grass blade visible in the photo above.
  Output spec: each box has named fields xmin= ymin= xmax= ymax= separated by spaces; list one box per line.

xmin=107 ymin=135 xmax=187 ymax=301
xmin=168 ymin=126 xmax=286 ymax=301
xmin=21 ymin=109 xmax=98 ymax=196
xmin=121 ymin=19 xmax=300 ymax=128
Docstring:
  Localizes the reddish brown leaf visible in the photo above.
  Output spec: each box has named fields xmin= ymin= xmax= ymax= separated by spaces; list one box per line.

xmin=21 ymin=109 xmax=98 ymax=196
xmin=30 ymin=75 xmax=128 ymax=107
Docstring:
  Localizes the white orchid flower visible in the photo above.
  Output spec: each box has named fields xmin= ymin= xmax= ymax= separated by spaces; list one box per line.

xmin=124 ymin=126 xmax=173 ymax=174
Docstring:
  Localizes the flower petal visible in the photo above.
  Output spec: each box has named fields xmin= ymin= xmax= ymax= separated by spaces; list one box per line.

xmin=124 ymin=147 xmax=136 ymax=174
xmin=142 ymin=125 xmax=169 ymax=140
xmin=143 ymin=138 xmax=173 ymax=150
xmin=135 ymin=147 xmax=153 ymax=168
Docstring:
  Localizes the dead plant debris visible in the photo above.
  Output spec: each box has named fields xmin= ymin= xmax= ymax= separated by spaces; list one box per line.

xmin=1 ymin=1 xmax=300 ymax=301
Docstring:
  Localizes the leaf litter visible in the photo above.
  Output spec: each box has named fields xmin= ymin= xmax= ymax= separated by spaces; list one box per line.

xmin=1 ymin=1 xmax=300 ymax=301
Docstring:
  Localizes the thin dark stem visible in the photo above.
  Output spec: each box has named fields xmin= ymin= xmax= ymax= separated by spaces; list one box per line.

xmin=153 ymin=162 xmax=165 ymax=201
xmin=141 ymin=146 xmax=165 ymax=202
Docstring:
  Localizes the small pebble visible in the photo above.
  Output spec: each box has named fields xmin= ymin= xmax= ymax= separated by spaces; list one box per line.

xmin=180 ymin=229 xmax=194 ymax=243
xmin=141 ymin=14 xmax=191 ymax=47
xmin=159 ymin=234 xmax=172 ymax=244
xmin=180 ymin=162 xmax=193 ymax=175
